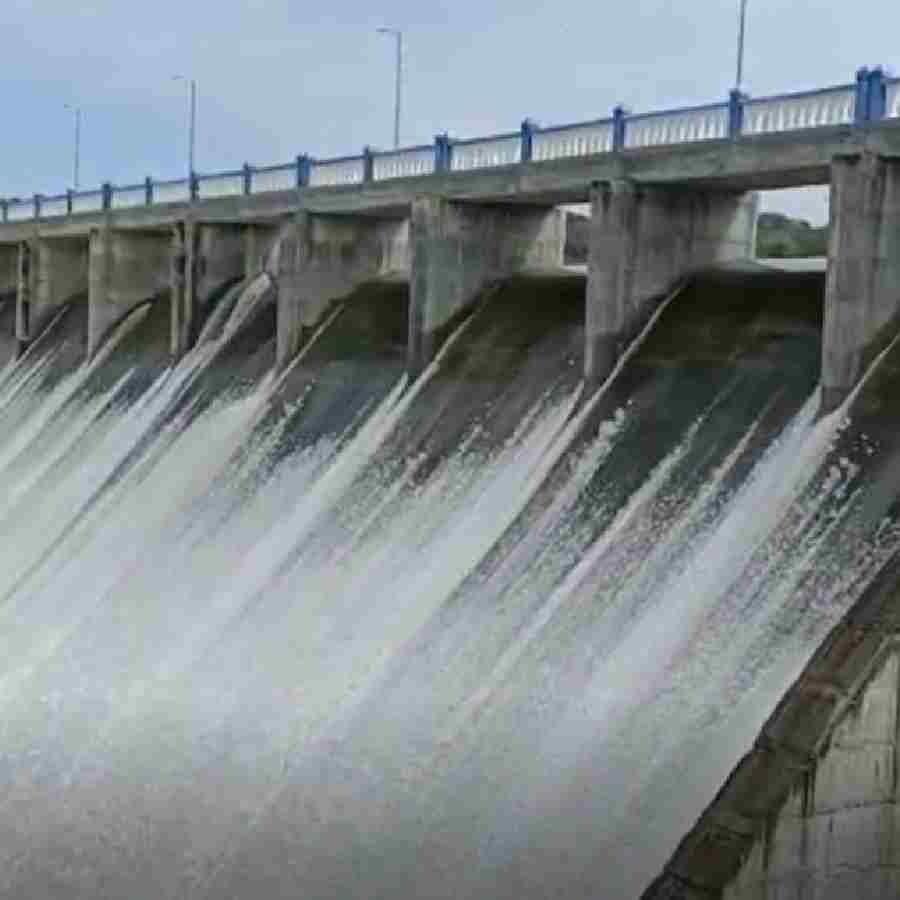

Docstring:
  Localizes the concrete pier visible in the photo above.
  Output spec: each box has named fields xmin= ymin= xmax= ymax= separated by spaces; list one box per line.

xmin=821 ymin=153 xmax=900 ymax=412
xmin=275 ymin=211 xmax=409 ymax=369
xmin=407 ymin=196 xmax=564 ymax=373
xmin=88 ymin=227 xmax=171 ymax=358
xmin=585 ymin=181 xmax=758 ymax=385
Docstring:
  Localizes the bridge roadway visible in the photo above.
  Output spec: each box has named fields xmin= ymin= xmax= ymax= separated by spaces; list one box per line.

xmin=1 ymin=121 xmax=899 ymax=241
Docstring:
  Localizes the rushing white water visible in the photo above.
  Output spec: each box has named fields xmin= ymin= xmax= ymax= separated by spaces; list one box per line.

xmin=0 ymin=269 xmax=893 ymax=899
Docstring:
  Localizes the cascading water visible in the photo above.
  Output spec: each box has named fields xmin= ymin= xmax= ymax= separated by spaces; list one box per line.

xmin=0 ymin=263 xmax=897 ymax=899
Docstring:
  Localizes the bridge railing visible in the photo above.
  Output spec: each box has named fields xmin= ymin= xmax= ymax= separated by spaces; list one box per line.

xmin=309 ymin=155 xmax=366 ymax=187
xmin=742 ymin=84 xmax=856 ymax=135
xmin=887 ymin=78 xmax=900 ymax=119
xmin=624 ymin=102 xmax=729 ymax=148
xmin=70 ymin=189 xmax=105 ymax=214
xmin=449 ymin=132 xmax=522 ymax=171
xmin=3 ymin=65 xmax=898 ymax=224
xmin=112 ymin=183 xmax=150 ymax=210
xmin=372 ymin=145 xmax=436 ymax=180
xmin=532 ymin=118 xmax=614 ymax=161
xmin=197 ymin=171 xmax=245 ymax=200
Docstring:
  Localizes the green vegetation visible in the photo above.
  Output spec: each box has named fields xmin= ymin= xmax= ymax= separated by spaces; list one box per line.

xmin=756 ymin=212 xmax=828 ymax=259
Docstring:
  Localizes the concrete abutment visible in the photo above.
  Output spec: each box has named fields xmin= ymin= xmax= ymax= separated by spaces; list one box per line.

xmin=585 ymin=181 xmax=758 ymax=386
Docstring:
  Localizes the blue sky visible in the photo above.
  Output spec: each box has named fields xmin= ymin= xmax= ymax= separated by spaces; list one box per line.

xmin=3 ymin=0 xmax=896 ymax=222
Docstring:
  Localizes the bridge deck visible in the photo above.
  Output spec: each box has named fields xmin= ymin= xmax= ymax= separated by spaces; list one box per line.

xmin=4 ymin=122 xmax=900 ymax=242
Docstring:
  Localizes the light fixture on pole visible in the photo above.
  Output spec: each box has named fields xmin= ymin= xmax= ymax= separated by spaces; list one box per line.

xmin=376 ymin=27 xmax=403 ymax=149
xmin=64 ymin=104 xmax=81 ymax=190
xmin=735 ymin=0 xmax=749 ymax=92
xmin=173 ymin=75 xmax=197 ymax=177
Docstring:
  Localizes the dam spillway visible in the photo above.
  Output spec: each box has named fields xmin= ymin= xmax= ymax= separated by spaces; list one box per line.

xmin=0 ymin=249 xmax=898 ymax=899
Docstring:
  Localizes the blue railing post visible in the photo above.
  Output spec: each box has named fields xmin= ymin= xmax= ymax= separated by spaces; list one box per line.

xmin=613 ymin=105 xmax=628 ymax=152
xmin=242 ymin=163 xmax=252 ymax=195
xmin=0 ymin=200 xmax=7 ymax=224
xmin=434 ymin=133 xmax=452 ymax=172
xmin=728 ymin=89 xmax=745 ymax=139
xmin=145 ymin=176 xmax=153 ymax=205
xmin=66 ymin=189 xmax=74 ymax=215
xmin=189 ymin=172 xmax=199 ymax=201
xmin=102 ymin=182 xmax=112 ymax=210
xmin=855 ymin=67 xmax=870 ymax=123
xmin=33 ymin=194 xmax=41 ymax=220
xmin=868 ymin=67 xmax=887 ymax=121
xmin=520 ymin=118 xmax=536 ymax=162
xmin=362 ymin=146 xmax=375 ymax=183
xmin=297 ymin=154 xmax=312 ymax=187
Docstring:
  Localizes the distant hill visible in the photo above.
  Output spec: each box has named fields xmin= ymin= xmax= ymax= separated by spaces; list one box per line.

xmin=565 ymin=210 xmax=827 ymax=265
xmin=756 ymin=212 xmax=828 ymax=258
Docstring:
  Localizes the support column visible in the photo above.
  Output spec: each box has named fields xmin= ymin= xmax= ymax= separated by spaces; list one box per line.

xmin=586 ymin=181 xmax=757 ymax=385
xmin=89 ymin=227 xmax=170 ymax=358
xmin=274 ymin=212 xmax=410 ymax=370
xmin=407 ymin=195 xmax=565 ymax=374
xmin=243 ymin=224 xmax=281 ymax=278
xmin=15 ymin=240 xmax=34 ymax=342
xmin=821 ymin=152 xmax=900 ymax=412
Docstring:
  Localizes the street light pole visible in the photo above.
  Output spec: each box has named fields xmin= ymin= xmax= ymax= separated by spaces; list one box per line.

xmin=173 ymin=76 xmax=197 ymax=177
xmin=65 ymin=104 xmax=80 ymax=190
xmin=377 ymin=28 xmax=402 ymax=149
xmin=735 ymin=0 xmax=749 ymax=91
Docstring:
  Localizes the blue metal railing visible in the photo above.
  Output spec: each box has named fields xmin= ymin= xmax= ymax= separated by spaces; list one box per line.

xmin=2 ymin=65 xmax=897 ymax=224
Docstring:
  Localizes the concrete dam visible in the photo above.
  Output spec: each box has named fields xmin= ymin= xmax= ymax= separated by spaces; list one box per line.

xmin=1 ymin=70 xmax=900 ymax=898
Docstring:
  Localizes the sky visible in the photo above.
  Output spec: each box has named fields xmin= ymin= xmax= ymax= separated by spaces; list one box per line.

xmin=2 ymin=0 xmax=896 ymax=223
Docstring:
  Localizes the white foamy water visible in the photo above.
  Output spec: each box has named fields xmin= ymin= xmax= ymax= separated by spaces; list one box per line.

xmin=0 ymin=271 xmax=890 ymax=900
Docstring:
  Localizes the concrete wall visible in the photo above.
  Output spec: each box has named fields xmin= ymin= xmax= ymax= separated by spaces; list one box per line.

xmin=276 ymin=211 xmax=410 ymax=369
xmin=15 ymin=237 xmax=90 ymax=341
xmin=821 ymin=153 xmax=900 ymax=412
xmin=723 ymin=645 xmax=900 ymax=900
xmin=407 ymin=195 xmax=564 ymax=373
xmin=89 ymin=227 xmax=170 ymax=358
xmin=585 ymin=181 xmax=757 ymax=385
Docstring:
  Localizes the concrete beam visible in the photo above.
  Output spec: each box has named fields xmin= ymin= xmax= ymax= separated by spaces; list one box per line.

xmin=88 ymin=226 xmax=171 ymax=358
xmin=275 ymin=211 xmax=409 ymax=369
xmin=407 ymin=195 xmax=564 ymax=373
xmin=821 ymin=152 xmax=900 ymax=411
xmin=585 ymin=181 xmax=757 ymax=384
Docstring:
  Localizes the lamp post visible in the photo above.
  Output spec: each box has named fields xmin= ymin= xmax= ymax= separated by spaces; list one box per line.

xmin=173 ymin=75 xmax=197 ymax=177
xmin=735 ymin=0 xmax=749 ymax=91
xmin=376 ymin=27 xmax=402 ymax=149
xmin=64 ymin=104 xmax=81 ymax=190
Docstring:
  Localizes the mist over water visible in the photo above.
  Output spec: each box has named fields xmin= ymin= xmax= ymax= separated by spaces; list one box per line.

xmin=0 ymin=266 xmax=897 ymax=898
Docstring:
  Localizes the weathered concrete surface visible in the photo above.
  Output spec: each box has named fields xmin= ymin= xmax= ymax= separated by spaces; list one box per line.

xmin=89 ymin=227 xmax=170 ymax=358
xmin=407 ymin=196 xmax=564 ymax=373
xmin=643 ymin=546 xmax=900 ymax=900
xmin=585 ymin=182 xmax=757 ymax=384
xmin=275 ymin=211 xmax=409 ymax=369
xmin=723 ymin=647 xmax=900 ymax=900
xmin=821 ymin=153 xmax=900 ymax=412
xmin=15 ymin=237 xmax=90 ymax=342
